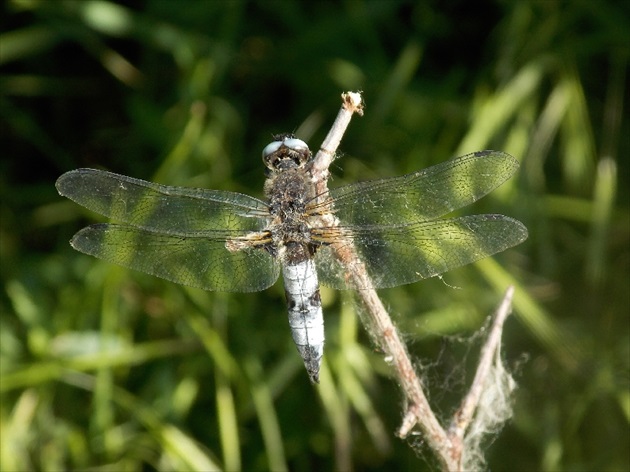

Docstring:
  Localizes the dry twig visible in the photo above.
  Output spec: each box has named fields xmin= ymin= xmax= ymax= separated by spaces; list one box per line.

xmin=310 ymin=92 xmax=517 ymax=471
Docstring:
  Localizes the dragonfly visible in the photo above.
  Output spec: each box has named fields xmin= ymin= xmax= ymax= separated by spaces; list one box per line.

xmin=56 ymin=134 xmax=528 ymax=383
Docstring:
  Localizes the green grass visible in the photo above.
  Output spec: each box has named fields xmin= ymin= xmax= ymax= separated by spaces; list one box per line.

xmin=2 ymin=1 xmax=628 ymax=470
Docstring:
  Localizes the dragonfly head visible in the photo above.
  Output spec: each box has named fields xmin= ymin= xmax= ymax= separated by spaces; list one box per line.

xmin=262 ymin=134 xmax=311 ymax=171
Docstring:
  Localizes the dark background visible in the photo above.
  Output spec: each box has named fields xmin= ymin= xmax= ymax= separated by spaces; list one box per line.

xmin=1 ymin=1 xmax=628 ymax=470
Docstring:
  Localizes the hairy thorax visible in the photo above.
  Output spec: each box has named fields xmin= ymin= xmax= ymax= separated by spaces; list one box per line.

xmin=265 ymin=167 xmax=317 ymax=263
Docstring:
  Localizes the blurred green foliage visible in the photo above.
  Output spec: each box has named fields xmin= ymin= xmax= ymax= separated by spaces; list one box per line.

xmin=1 ymin=0 xmax=628 ymax=470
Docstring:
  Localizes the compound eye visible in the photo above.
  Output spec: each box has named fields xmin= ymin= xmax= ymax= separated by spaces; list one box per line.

xmin=282 ymin=138 xmax=309 ymax=153
xmin=261 ymin=137 xmax=310 ymax=159
xmin=262 ymin=140 xmax=283 ymax=159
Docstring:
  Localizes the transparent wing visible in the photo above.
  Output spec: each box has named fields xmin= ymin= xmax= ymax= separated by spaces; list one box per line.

xmin=70 ymin=224 xmax=280 ymax=292
xmin=317 ymin=151 xmax=519 ymax=226
xmin=56 ymin=169 xmax=270 ymax=233
xmin=314 ymin=214 xmax=528 ymax=290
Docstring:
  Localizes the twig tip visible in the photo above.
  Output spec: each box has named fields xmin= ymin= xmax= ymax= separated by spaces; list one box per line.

xmin=342 ymin=91 xmax=364 ymax=115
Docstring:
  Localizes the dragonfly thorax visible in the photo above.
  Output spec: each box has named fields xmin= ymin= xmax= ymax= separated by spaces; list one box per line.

xmin=265 ymin=165 xmax=317 ymax=262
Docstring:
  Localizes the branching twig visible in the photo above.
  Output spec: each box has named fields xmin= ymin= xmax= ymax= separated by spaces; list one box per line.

xmin=310 ymin=92 xmax=516 ymax=471
xmin=450 ymin=286 xmax=515 ymax=437
xmin=448 ymin=286 xmax=516 ymax=470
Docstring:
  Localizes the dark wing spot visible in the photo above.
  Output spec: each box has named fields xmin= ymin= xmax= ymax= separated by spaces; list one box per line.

xmin=473 ymin=150 xmax=493 ymax=157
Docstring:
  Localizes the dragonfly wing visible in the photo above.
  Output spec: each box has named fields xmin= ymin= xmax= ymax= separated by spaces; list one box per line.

xmin=71 ymin=224 xmax=280 ymax=292
xmin=314 ymin=214 xmax=528 ymax=290
xmin=319 ymin=151 xmax=519 ymax=226
xmin=56 ymin=169 xmax=270 ymax=232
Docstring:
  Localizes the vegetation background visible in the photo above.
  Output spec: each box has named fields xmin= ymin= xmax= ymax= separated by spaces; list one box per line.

xmin=1 ymin=0 xmax=628 ymax=470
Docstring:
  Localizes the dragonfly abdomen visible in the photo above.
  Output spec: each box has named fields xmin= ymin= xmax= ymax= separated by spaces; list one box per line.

xmin=283 ymin=253 xmax=324 ymax=384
